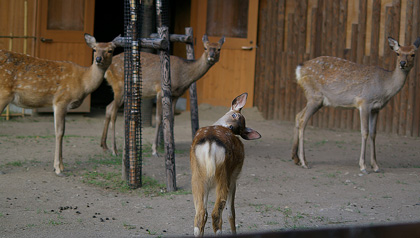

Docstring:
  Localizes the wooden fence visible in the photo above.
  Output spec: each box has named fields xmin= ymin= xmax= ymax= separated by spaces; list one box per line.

xmin=254 ymin=0 xmax=420 ymax=137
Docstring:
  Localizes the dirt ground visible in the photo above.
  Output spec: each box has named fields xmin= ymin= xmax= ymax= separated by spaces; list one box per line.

xmin=1 ymin=104 xmax=420 ymax=238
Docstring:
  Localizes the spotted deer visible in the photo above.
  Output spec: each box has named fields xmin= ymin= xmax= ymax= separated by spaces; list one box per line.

xmin=292 ymin=36 xmax=420 ymax=173
xmin=190 ymin=93 xmax=261 ymax=237
xmin=0 ymin=34 xmax=121 ymax=176
xmin=101 ymin=34 xmax=225 ymax=156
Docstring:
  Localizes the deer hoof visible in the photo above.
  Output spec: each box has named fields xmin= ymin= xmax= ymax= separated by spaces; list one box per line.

xmin=301 ymin=164 xmax=310 ymax=169
xmin=55 ymin=171 xmax=66 ymax=177
xmin=360 ymin=169 xmax=369 ymax=175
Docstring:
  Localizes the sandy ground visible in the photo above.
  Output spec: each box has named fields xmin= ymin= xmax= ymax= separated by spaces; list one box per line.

xmin=1 ymin=104 xmax=420 ymax=237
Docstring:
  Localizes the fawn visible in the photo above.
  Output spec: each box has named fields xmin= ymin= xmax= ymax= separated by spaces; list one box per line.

xmin=292 ymin=36 xmax=420 ymax=173
xmin=190 ymin=92 xmax=261 ymax=236
xmin=100 ymin=35 xmax=225 ymax=156
xmin=0 ymin=33 xmax=121 ymax=176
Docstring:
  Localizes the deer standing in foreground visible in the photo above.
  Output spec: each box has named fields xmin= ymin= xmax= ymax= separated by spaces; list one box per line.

xmin=190 ymin=93 xmax=261 ymax=237
xmin=100 ymin=35 xmax=225 ymax=156
xmin=292 ymin=36 xmax=420 ymax=173
xmin=0 ymin=34 xmax=121 ymax=176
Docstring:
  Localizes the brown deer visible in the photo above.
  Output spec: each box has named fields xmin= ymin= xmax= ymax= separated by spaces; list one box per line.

xmin=100 ymin=35 xmax=225 ymax=156
xmin=190 ymin=92 xmax=261 ymax=237
xmin=0 ymin=33 xmax=121 ymax=176
xmin=292 ymin=36 xmax=420 ymax=173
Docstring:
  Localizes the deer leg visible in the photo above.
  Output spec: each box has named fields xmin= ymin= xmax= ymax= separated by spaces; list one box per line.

xmin=292 ymin=109 xmax=305 ymax=164
xmin=109 ymin=94 xmax=124 ymax=156
xmin=226 ymin=182 xmax=237 ymax=235
xmin=297 ymin=102 xmax=322 ymax=169
xmin=53 ymin=104 xmax=67 ymax=176
xmin=359 ymin=107 xmax=370 ymax=174
xmin=192 ymin=176 xmax=209 ymax=237
xmin=369 ymin=110 xmax=380 ymax=172
xmin=101 ymin=100 xmax=114 ymax=152
xmin=152 ymin=93 xmax=163 ymax=156
xmin=212 ymin=180 xmax=228 ymax=235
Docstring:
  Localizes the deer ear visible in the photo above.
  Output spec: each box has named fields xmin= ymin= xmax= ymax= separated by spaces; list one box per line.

xmin=202 ymin=34 xmax=209 ymax=43
xmin=414 ymin=37 xmax=420 ymax=49
xmin=111 ymin=34 xmax=124 ymax=48
xmin=231 ymin=93 xmax=248 ymax=112
xmin=240 ymin=127 xmax=261 ymax=140
xmin=84 ymin=33 xmax=97 ymax=48
xmin=219 ymin=36 xmax=225 ymax=46
xmin=388 ymin=37 xmax=400 ymax=52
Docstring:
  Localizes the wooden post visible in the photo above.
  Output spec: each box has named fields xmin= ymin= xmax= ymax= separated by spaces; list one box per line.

xmin=158 ymin=26 xmax=176 ymax=192
xmin=185 ymin=27 xmax=199 ymax=139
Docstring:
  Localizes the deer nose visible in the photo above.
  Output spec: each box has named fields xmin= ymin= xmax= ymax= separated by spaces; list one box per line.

xmin=96 ymin=56 xmax=103 ymax=63
xmin=400 ymin=61 xmax=407 ymax=67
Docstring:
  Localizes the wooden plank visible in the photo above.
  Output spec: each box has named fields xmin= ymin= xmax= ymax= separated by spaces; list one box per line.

xmin=405 ymin=0 xmax=416 ymax=136
xmin=254 ymin=0 xmax=267 ymax=112
xmin=309 ymin=7 xmax=318 ymax=59
xmin=413 ymin=0 xmax=420 ymax=136
xmin=285 ymin=13 xmax=295 ymax=122
xmin=267 ymin=0 xmax=278 ymax=119
xmin=370 ymin=0 xmax=381 ymax=66
xmin=262 ymin=0 xmax=274 ymax=119
xmin=357 ymin=0 xmax=367 ymax=64
xmin=399 ymin=0 xmax=414 ymax=136
xmin=392 ymin=0 xmax=401 ymax=135
xmin=280 ymin=52 xmax=287 ymax=120
xmin=274 ymin=0 xmax=286 ymax=120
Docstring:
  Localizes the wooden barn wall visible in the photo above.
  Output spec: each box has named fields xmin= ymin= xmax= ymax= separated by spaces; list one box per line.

xmin=0 ymin=0 xmax=37 ymax=55
xmin=254 ymin=0 xmax=420 ymax=137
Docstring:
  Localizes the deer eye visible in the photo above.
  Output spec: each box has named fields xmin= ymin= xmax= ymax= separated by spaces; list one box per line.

xmin=232 ymin=113 xmax=237 ymax=119
xmin=108 ymin=50 xmax=113 ymax=53
xmin=396 ymin=53 xmax=400 ymax=56
xmin=93 ymin=49 xmax=97 ymax=52
xmin=411 ymin=54 xmax=415 ymax=57
xmin=229 ymin=125 xmax=234 ymax=130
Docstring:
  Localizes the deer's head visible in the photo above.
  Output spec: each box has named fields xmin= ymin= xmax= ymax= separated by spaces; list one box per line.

xmin=202 ymin=34 xmax=225 ymax=65
xmin=84 ymin=33 xmax=120 ymax=68
xmin=213 ymin=92 xmax=261 ymax=140
xmin=388 ymin=36 xmax=420 ymax=72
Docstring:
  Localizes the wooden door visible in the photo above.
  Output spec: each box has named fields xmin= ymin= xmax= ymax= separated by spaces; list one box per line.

xmin=191 ymin=0 xmax=258 ymax=108
xmin=36 ymin=0 xmax=95 ymax=112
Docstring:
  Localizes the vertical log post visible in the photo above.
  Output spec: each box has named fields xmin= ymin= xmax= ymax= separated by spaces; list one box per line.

xmin=123 ymin=0 xmax=142 ymax=189
xmin=185 ymin=27 xmax=199 ymax=139
xmin=158 ymin=26 xmax=176 ymax=192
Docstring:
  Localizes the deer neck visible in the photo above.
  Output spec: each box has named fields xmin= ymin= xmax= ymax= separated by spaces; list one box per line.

xmin=82 ymin=62 xmax=108 ymax=94
xmin=385 ymin=64 xmax=410 ymax=99
xmin=178 ymin=53 xmax=213 ymax=91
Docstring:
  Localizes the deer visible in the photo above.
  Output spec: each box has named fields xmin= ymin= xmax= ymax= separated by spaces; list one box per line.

xmin=0 ymin=33 xmax=121 ymax=176
xmin=100 ymin=34 xmax=225 ymax=156
xmin=190 ymin=92 xmax=261 ymax=237
xmin=292 ymin=36 xmax=420 ymax=174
